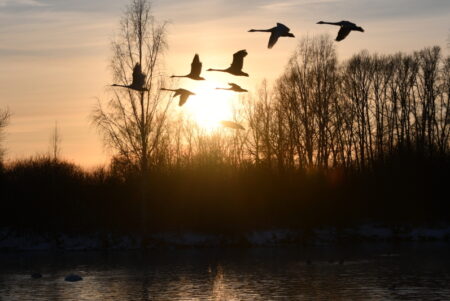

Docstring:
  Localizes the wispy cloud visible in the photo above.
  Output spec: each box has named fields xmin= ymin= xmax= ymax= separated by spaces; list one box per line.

xmin=0 ymin=0 xmax=47 ymax=6
xmin=261 ymin=0 xmax=340 ymax=10
xmin=0 ymin=0 xmax=48 ymax=10
xmin=0 ymin=44 xmax=105 ymax=58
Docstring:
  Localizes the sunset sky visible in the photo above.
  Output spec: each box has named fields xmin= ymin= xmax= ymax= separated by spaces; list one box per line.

xmin=1 ymin=0 xmax=449 ymax=167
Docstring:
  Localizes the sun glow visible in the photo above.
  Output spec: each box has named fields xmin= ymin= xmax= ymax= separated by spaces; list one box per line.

xmin=181 ymin=80 xmax=237 ymax=131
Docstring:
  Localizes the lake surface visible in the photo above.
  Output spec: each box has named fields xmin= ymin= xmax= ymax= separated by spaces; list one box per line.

xmin=1 ymin=243 xmax=450 ymax=300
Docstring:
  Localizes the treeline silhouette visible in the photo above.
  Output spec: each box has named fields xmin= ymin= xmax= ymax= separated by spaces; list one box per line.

xmin=1 ymin=37 xmax=449 ymax=236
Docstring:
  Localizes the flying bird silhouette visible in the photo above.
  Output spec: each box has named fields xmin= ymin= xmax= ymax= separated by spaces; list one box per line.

xmin=112 ymin=63 xmax=148 ymax=91
xmin=207 ymin=50 xmax=249 ymax=76
xmin=160 ymin=88 xmax=195 ymax=106
xmin=171 ymin=54 xmax=205 ymax=80
xmin=248 ymin=23 xmax=295 ymax=49
xmin=216 ymin=83 xmax=248 ymax=93
xmin=220 ymin=120 xmax=245 ymax=130
xmin=317 ymin=20 xmax=364 ymax=41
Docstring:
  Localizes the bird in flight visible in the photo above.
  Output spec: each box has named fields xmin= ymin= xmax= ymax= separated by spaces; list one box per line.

xmin=216 ymin=83 xmax=248 ymax=93
xmin=207 ymin=50 xmax=249 ymax=76
xmin=171 ymin=54 xmax=205 ymax=80
xmin=316 ymin=20 xmax=364 ymax=41
xmin=160 ymin=88 xmax=195 ymax=106
xmin=112 ymin=63 xmax=148 ymax=92
xmin=248 ymin=23 xmax=295 ymax=49
xmin=220 ymin=120 xmax=245 ymax=130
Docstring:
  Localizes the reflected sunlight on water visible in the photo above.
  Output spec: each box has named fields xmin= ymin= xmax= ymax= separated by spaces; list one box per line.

xmin=1 ymin=244 xmax=450 ymax=300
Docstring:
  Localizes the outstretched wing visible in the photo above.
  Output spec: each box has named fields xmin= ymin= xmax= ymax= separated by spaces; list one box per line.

xmin=132 ymin=63 xmax=142 ymax=79
xmin=228 ymin=83 xmax=240 ymax=89
xmin=132 ymin=63 xmax=146 ymax=87
xmin=336 ymin=26 xmax=351 ymax=41
xmin=268 ymin=32 xmax=280 ymax=49
xmin=179 ymin=93 xmax=189 ymax=106
xmin=190 ymin=54 xmax=202 ymax=77
xmin=276 ymin=23 xmax=290 ymax=33
xmin=230 ymin=50 xmax=247 ymax=71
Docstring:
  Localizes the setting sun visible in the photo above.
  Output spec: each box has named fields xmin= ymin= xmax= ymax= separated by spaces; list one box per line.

xmin=180 ymin=80 xmax=238 ymax=131
xmin=1 ymin=0 xmax=450 ymax=300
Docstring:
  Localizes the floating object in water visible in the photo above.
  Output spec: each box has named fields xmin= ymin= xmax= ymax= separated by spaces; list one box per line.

xmin=65 ymin=274 xmax=83 ymax=282
xmin=31 ymin=273 xmax=42 ymax=279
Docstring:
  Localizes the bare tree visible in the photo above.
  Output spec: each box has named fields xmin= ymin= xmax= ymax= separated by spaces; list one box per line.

xmin=412 ymin=47 xmax=440 ymax=154
xmin=49 ymin=121 xmax=61 ymax=161
xmin=275 ymin=35 xmax=338 ymax=169
xmin=0 ymin=108 xmax=10 ymax=162
xmin=244 ymin=81 xmax=288 ymax=170
xmin=437 ymin=56 xmax=450 ymax=154
xmin=92 ymin=0 xmax=170 ymax=175
xmin=243 ymin=38 xmax=449 ymax=173
xmin=91 ymin=0 xmax=170 ymax=235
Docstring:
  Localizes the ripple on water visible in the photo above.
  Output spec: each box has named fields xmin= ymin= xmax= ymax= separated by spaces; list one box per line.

xmin=0 ymin=244 xmax=450 ymax=300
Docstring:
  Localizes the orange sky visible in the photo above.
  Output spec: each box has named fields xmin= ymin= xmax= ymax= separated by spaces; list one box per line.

xmin=1 ymin=0 xmax=449 ymax=167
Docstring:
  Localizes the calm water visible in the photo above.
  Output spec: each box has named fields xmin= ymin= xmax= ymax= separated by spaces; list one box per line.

xmin=1 ymin=243 xmax=450 ymax=300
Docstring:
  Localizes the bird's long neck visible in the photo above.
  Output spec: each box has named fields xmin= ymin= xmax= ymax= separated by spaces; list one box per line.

xmin=216 ymin=88 xmax=229 ymax=90
xmin=207 ymin=68 xmax=227 ymax=72
xmin=170 ymin=75 xmax=186 ymax=78
xmin=111 ymin=84 xmax=129 ymax=88
xmin=319 ymin=21 xmax=341 ymax=26
xmin=160 ymin=88 xmax=176 ymax=92
xmin=249 ymin=29 xmax=271 ymax=32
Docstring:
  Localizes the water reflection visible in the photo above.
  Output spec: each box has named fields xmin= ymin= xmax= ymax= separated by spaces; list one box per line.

xmin=1 ymin=244 xmax=450 ymax=300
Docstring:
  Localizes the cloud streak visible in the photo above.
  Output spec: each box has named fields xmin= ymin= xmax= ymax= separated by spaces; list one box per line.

xmin=0 ymin=0 xmax=47 ymax=7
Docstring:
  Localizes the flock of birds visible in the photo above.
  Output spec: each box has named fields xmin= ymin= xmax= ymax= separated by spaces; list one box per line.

xmin=111 ymin=20 xmax=365 ymax=130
